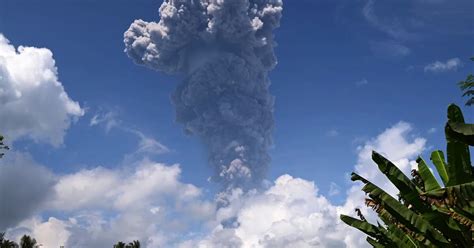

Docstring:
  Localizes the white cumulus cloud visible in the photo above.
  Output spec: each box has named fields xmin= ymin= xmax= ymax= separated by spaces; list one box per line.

xmin=0 ymin=34 xmax=84 ymax=146
xmin=6 ymin=159 xmax=215 ymax=247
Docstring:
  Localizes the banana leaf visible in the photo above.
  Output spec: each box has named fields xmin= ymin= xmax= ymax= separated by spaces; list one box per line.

xmin=372 ymin=151 xmax=425 ymax=211
xmin=340 ymin=215 xmax=381 ymax=238
xmin=352 ymin=173 xmax=450 ymax=246
xmin=385 ymin=224 xmax=419 ymax=248
xmin=423 ymin=181 xmax=474 ymax=215
xmin=445 ymin=104 xmax=473 ymax=185
xmin=366 ymin=237 xmax=386 ymax=248
xmin=447 ymin=121 xmax=474 ymax=146
xmin=416 ymin=157 xmax=441 ymax=192
xmin=430 ymin=151 xmax=449 ymax=186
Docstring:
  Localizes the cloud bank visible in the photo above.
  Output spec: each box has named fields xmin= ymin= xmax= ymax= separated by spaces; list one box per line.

xmin=4 ymin=121 xmax=426 ymax=248
xmin=0 ymin=152 xmax=55 ymax=230
xmin=6 ymin=159 xmax=215 ymax=248
xmin=0 ymin=34 xmax=83 ymax=146
xmin=0 ymin=33 xmax=82 ymax=231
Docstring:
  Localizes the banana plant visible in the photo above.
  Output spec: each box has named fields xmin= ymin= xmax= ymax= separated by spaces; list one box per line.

xmin=341 ymin=104 xmax=474 ymax=247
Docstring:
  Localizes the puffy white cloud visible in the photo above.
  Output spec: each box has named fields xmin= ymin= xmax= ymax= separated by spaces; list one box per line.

xmin=7 ymin=159 xmax=215 ymax=247
xmin=424 ymin=57 xmax=463 ymax=73
xmin=190 ymin=175 xmax=361 ymax=248
xmin=0 ymin=34 xmax=83 ymax=146
xmin=5 ymin=122 xmax=426 ymax=247
xmin=14 ymin=217 xmax=71 ymax=248
xmin=50 ymin=166 xmax=120 ymax=211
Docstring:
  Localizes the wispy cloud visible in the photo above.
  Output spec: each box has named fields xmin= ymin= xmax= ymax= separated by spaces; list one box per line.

xmin=327 ymin=129 xmax=339 ymax=137
xmin=427 ymin=127 xmax=437 ymax=134
xmin=355 ymin=78 xmax=369 ymax=87
xmin=362 ymin=0 xmax=413 ymax=41
xmin=370 ymin=40 xmax=411 ymax=57
xmin=362 ymin=0 xmax=421 ymax=58
xmin=417 ymin=0 xmax=445 ymax=4
xmin=129 ymin=129 xmax=170 ymax=155
xmin=89 ymin=110 xmax=120 ymax=133
xmin=90 ymin=109 xmax=170 ymax=156
xmin=328 ymin=182 xmax=341 ymax=196
xmin=424 ymin=58 xmax=463 ymax=73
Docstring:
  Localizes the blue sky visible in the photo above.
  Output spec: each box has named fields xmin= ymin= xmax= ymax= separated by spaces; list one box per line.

xmin=0 ymin=0 xmax=473 ymax=246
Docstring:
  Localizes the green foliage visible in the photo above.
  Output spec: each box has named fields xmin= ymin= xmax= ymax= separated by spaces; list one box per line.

xmin=19 ymin=236 xmax=36 ymax=248
xmin=128 ymin=240 xmax=140 ymax=248
xmin=114 ymin=240 xmax=140 ymax=248
xmin=0 ymin=233 xmax=18 ymax=248
xmin=0 ymin=233 xmax=141 ymax=248
xmin=459 ymin=57 xmax=474 ymax=106
xmin=0 ymin=135 xmax=9 ymax=158
xmin=341 ymin=104 xmax=474 ymax=247
xmin=445 ymin=105 xmax=473 ymax=186
xmin=114 ymin=242 xmax=126 ymax=248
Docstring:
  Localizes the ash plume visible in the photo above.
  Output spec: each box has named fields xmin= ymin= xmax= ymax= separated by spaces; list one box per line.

xmin=124 ymin=0 xmax=283 ymax=189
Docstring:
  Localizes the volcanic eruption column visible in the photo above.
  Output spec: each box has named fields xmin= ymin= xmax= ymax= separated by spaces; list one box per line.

xmin=124 ymin=0 xmax=283 ymax=189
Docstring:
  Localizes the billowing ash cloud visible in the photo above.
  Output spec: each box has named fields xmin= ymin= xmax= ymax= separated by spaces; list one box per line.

xmin=124 ymin=0 xmax=283 ymax=189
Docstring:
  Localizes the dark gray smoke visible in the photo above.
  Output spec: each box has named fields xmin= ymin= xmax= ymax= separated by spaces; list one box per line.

xmin=124 ymin=0 xmax=282 ymax=189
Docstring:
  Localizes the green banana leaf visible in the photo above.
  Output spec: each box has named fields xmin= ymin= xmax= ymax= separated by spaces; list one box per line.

xmin=387 ymin=225 xmax=420 ymax=248
xmin=423 ymin=181 xmax=474 ymax=215
xmin=445 ymin=104 xmax=473 ymax=186
xmin=371 ymin=151 xmax=425 ymax=210
xmin=366 ymin=237 xmax=386 ymax=248
xmin=416 ymin=157 xmax=441 ymax=192
xmin=352 ymin=173 xmax=450 ymax=246
xmin=430 ymin=151 xmax=449 ymax=186
xmin=447 ymin=121 xmax=474 ymax=146
xmin=340 ymin=215 xmax=381 ymax=238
